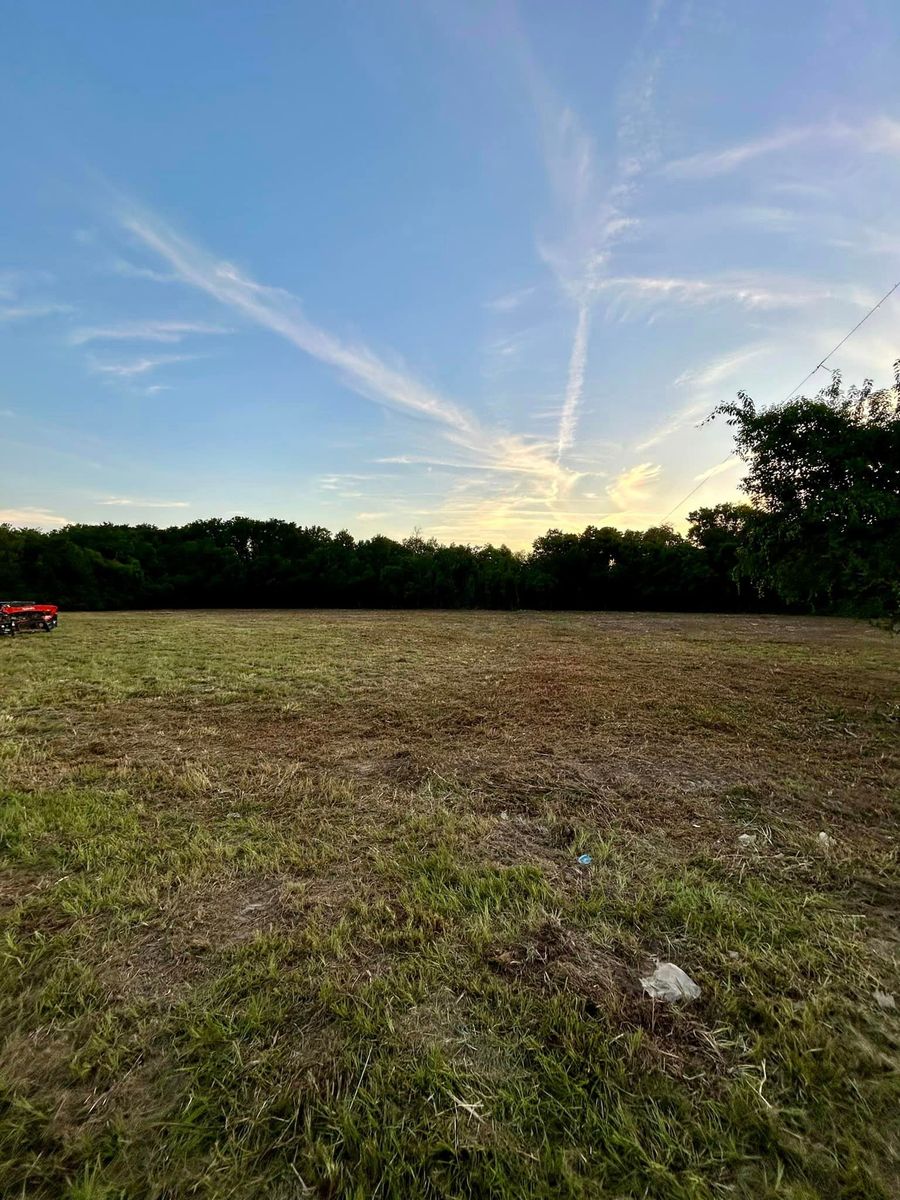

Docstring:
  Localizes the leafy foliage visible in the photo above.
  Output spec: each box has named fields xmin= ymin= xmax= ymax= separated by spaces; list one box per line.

xmin=712 ymin=367 xmax=900 ymax=615
xmin=0 ymin=517 xmax=747 ymax=612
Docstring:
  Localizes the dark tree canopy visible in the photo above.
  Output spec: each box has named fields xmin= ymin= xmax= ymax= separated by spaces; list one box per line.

xmin=712 ymin=366 xmax=900 ymax=615
xmin=0 ymin=516 xmax=749 ymax=613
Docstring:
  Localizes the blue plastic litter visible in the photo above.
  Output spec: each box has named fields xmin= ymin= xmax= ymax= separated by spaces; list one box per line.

xmin=577 ymin=853 xmax=592 ymax=865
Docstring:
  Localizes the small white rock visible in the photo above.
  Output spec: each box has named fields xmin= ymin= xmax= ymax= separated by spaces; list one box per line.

xmin=817 ymin=831 xmax=834 ymax=848
xmin=640 ymin=961 xmax=701 ymax=1002
xmin=874 ymin=990 xmax=896 ymax=1010
xmin=737 ymin=833 xmax=757 ymax=848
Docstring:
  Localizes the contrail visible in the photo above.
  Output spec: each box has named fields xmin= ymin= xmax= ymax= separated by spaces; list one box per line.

xmin=557 ymin=301 xmax=591 ymax=458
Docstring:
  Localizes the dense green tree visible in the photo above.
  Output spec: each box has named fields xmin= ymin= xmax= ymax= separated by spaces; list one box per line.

xmin=687 ymin=503 xmax=756 ymax=608
xmin=712 ymin=367 xmax=900 ymax=615
xmin=1 ymin=516 xmax=743 ymax=612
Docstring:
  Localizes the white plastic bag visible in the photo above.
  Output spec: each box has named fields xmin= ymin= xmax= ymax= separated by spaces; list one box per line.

xmin=640 ymin=961 xmax=701 ymax=1002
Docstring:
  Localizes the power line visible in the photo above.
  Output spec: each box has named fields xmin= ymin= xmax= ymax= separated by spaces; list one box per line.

xmin=660 ymin=277 xmax=900 ymax=524
xmin=781 ymin=278 xmax=900 ymax=403
xmin=660 ymin=466 xmax=729 ymax=524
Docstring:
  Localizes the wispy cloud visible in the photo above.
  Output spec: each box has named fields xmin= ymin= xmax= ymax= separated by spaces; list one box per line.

xmin=803 ymin=320 xmax=900 ymax=385
xmin=0 ymin=270 xmax=71 ymax=323
xmin=674 ymin=344 xmax=769 ymax=390
xmin=636 ymin=346 xmax=770 ymax=452
xmin=484 ymin=285 xmax=537 ymax=312
xmin=662 ymin=115 xmax=900 ymax=178
xmin=377 ymin=448 xmax=573 ymax=478
xmin=318 ymin=472 xmax=395 ymax=499
xmin=557 ymin=302 xmax=590 ymax=456
xmin=121 ymin=208 xmax=483 ymax=438
xmin=0 ymin=303 xmax=71 ymax=322
xmin=387 ymin=5 xmax=677 ymax=540
xmin=117 ymin=204 xmax=575 ymax=497
xmin=532 ymin=96 xmax=633 ymax=459
xmin=109 ymin=257 xmax=179 ymax=284
xmin=520 ymin=3 xmax=676 ymax=461
xmin=89 ymin=352 xmax=198 ymax=378
xmin=482 ymin=329 xmax=531 ymax=372
xmin=0 ymin=507 xmax=70 ymax=529
xmin=663 ymin=125 xmax=817 ymax=178
xmin=693 ymin=456 xmax=740 ymax=483
xmin=857 ymin=115 xmax=900 ymax=153
xmin=607 ymin=461 xmax=661 ymax=508
xmin=634 ymin=399 xmax=709 ymax=453
xmin=421 ymin=483 xmax=662 ymax=546
xmin=319 ymin=472 xmax=380 ymax=491
xmin=97 ymin=496 xmax=191 ymax=508
xmin=70 ymin=320 xmax=230 ymax=345
xmin=599 ymin=274 xmax=874 ymax=317
xmin=0 ymin=268 xmax=55 ymax=299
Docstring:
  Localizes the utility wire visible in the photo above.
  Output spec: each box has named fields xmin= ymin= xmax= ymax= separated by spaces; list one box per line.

xmin=781 ymin=278 xmax=900 ymax=403
xmin=660 ymin=464 xmax=729 ymax=524
xmin=660 ymin=277 xmax=900 ymax=524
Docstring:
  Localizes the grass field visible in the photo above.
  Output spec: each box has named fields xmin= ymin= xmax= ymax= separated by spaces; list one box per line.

xmin=1 ymin=610 xmax=898 ymax=1199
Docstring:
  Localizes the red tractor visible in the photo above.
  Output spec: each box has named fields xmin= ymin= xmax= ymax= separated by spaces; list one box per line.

xmin=0 ymin=601 xmax=59 ymax=636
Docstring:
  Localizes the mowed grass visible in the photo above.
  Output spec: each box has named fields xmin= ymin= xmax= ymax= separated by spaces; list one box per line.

xmin=1 ymin=610 xmax=898 ymax=1199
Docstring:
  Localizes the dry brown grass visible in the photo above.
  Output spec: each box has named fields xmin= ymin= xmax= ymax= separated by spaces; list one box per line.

xmin=1 ymin=610 xmax=898 ymax=1198
xmin=7 ymin=610 xmax=898 ymax=825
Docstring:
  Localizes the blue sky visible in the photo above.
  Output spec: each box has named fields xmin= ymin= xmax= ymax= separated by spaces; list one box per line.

xmin=2 ymin=0 xmax=899 ymax=547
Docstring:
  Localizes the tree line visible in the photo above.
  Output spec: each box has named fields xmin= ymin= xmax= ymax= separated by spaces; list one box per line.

xmin=2 ymin=370 xmax=897 ymax=615
xmin=0 ymin=513 xmax=750 ymax=612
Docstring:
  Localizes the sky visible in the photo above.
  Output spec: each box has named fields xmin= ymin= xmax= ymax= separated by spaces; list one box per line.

xmin=2 ymin=0 xmax=900 ymax=548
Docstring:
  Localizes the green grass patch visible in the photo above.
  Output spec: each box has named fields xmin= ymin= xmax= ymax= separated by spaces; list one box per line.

xmin=1 ymin=611 xmax=898 ymax=1196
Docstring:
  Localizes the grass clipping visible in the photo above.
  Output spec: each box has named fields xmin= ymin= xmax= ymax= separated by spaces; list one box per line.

xmin=0 ymin=608 xmax=898 ymax=1199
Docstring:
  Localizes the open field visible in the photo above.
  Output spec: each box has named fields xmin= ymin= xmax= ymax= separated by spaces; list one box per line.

xmin=1 ymin=610 xmax=899 ymax=1199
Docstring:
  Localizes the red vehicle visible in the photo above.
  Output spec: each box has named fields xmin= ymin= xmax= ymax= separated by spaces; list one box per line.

xmin=0 ymin=601 xmax=58 ymax=636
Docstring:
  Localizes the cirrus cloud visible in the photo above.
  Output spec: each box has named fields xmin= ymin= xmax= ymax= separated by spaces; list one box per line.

xmin=70 ymin=320 xmax=230 ymax=345
xmin=607 ymin=461 xmax=662 ymax=509
xmin=0 ymin=506 xmax=70 ymax=529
